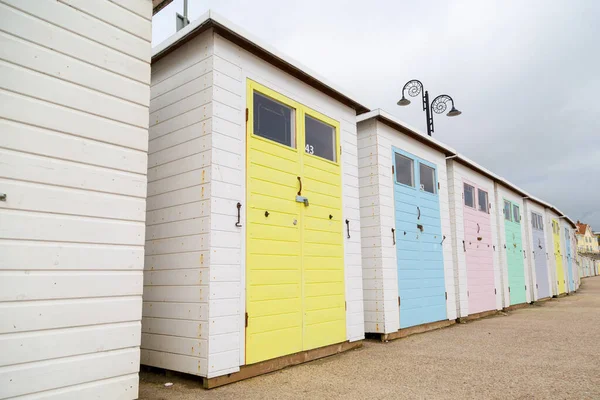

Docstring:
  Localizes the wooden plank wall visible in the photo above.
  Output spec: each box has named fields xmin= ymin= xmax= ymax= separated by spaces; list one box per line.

xmin=0 ymin=0 xmax=151 ymax=398
xmin=142 ymin=31 xmax=213 ymax=377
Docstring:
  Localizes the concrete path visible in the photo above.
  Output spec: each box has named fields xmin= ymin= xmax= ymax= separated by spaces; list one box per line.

xmin=139 ymin=276 xmax=600 ymax=399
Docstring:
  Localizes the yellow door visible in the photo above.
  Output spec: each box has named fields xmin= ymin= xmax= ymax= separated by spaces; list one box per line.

xmin=552 ymin=219 xmax=565 ymax=294
xmin=245 ymin=80 xmax=345 ymax=365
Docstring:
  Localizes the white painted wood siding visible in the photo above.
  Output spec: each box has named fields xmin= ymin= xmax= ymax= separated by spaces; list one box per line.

xmin=446 ymin=160 xmax=503 ymax=315
xmin=142 ymin=31 xmax=213 ymax=378
xmin=0 ymin=1 xmax=151 ymax=399
xmin=211 ymin=32 xmax=364 ymax=378
xmin=357 ymin=120 xmax=457 ymax=334
xmin=357 ymin=119 xmax=398 ymax=334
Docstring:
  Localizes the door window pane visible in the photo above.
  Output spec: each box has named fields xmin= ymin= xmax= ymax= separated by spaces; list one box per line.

xmin=532 ymin=212 xmax=542 ymax=230
xmin=463 ymin=183 xmax=475 ymax=208
xmin=503 ymin=200 xmax=512 ymax=221
xmin=478 ymin=189 xmax=488 ymax=213
xmin=305 ymin=115 xmax=335 ymax=161
xmin=513 ymin=205 xmax=520 ymax=223
xmin=253 ymin=92 xmax=295 ymax=147
xmin=419 ymin=164 xmax=436 ymax=194
xmin=395 ymin=153 xmax=414 ymax=187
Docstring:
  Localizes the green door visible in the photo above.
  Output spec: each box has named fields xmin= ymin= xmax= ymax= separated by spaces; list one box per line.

xmin=503 ymin=200 xmax=526 ymax=305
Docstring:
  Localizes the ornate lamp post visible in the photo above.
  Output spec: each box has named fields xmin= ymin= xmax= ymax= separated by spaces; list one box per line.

xmin=397 ymin=79 xmax=462 ymax=136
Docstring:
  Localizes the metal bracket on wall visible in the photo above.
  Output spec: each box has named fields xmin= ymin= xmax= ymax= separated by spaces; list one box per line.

xmin=391 ymin=228 xmax=396 ymax=245
xmin=345 ymin=219 xmax=350 ymax=239
xmin=0 ymin=193 xmax=6 ymax=202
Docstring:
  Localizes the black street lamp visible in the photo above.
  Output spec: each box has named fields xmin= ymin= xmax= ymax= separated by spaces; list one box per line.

xmin=397 ymin=79 xmax=462 ymax=136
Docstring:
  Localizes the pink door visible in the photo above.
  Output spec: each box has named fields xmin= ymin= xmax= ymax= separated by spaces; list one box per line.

xmin=462 ymin=181 xmax=496 ymax=314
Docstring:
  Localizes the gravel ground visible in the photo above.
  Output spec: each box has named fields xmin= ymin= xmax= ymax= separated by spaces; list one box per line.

xmin=139 ymin=276 xmax=600 ymax=400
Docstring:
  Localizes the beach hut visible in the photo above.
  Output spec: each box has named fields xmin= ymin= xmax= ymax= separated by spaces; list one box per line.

xmin=446 ymin=155 xmax=503 ymax=318
xmin=560 ymin=217 xmax=577 ymax=292
xmin=356 ymin=110 xmax=458 ymax=338
xmin=545 ymin=208 xmax=566 ymax=295
xmin=522 ymin=197 xmax=553 ymax=300
xmin=0 ymin=1 xmax=155 ymax=398
xmin=142 ymin=11 xmax=368 ymax=387
xmin=494 ymin=181 xmax=531 ymax=307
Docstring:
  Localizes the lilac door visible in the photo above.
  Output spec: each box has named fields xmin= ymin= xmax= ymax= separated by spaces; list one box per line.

xmin=463 ymin=182 xmax=496 ymax=314
xmin=531 ymin=212 xmax=550 ymax=298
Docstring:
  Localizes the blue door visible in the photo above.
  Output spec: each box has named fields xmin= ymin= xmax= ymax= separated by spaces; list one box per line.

xmin=564 ymin=227 xmax=574 ymax=292
xmin=392 ymin=147 xmax=446 ymax=328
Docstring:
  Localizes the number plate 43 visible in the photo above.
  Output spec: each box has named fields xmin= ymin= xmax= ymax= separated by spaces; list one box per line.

xmin=305 ymin=144 xmax=314 ymax=155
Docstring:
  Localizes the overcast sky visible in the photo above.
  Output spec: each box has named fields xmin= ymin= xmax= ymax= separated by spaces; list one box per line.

xmin=153 ymin=0 xmax=600 ymax=229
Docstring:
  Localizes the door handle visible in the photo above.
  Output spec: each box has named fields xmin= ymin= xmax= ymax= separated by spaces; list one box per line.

xmin=297 ymin=176 xmax=302 ymax=196
xmin=417 ymin=206 xmax=420 ymax=220
xmin=235 ymin=202 xmax=242 ymax=227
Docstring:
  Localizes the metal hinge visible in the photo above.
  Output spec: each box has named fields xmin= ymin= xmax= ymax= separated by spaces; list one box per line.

xmin=445 ymin=291 xmax=447 ymax=300
xmin=525 ymin=285 xmax=527 ymax=291
xmin=245 ymin=108 xmax=249 ymax=122
xmin=392 ymin=165 xmax=395 ymax=174
xmin=438 ymin=182 xmax=440 ymax=190
xmin=398 ymin=296 xmax=401 ymax=306
xmin=345 ymin=301 xmax=347 ymax=311
xmin=509 ymin=286 xmax=511 ymax=293
xmin=494 ymin=288 xmax=497 ymax=294
xmin=245 ymin=312 xmax=248 ymax=327
xmin=467 ymin=290 xmax=469 ymax=297
xmin=340 ymin=146 xmax=342 ymax=154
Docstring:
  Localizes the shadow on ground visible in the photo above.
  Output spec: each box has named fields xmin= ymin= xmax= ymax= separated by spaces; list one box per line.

xmin=139 ymin=276 xmax=600 ymax=399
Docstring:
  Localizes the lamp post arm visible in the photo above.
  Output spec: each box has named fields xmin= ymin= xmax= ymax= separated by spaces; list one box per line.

xmin=431 ymin=94 xmax=456 ymax=115
xmin=402 ymin=79 xmax=426 ymax=111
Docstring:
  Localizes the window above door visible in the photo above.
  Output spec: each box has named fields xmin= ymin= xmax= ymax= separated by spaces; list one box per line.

xmin=463 ymin=183 xmax=475 ymax=208
xmin=249 ymin=80 xmax=340 ymax=163
xmin=419 ymin=163 xmax=435 ymax=194
xmin=512 ymin=204 xmax=520 ymax=223
xmin=394 ymin=153 xmax=414 ymax=187
xmin=253 ymin=92 xmax=296 ymax=148
xmin=478 ymin=189 xmax=488 ymax=213
xmin=503 ymin=200 xmax=512 ymax=221
xmin=304 ymin=115 xmax=336 ymax=162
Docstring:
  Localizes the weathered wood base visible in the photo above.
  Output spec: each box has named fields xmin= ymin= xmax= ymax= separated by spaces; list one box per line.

xmin=368 ymin=319 xmax=456 ymax=342
xmin=203 ymin=340 xmax=362 ymax=389
xmin=503 ymin=302 xmax=531 ymax=312
xmin=534 ymin=296 xmax=552 ymax=303
xmin=457 ymin=309 xmax=499 ymax=323
xmin=554 ymin=292 xmax=568 ymax=298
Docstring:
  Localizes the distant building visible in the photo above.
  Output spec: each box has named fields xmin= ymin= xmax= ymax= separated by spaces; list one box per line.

xmin=576 ymin=221 xmax=599 ymax=254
